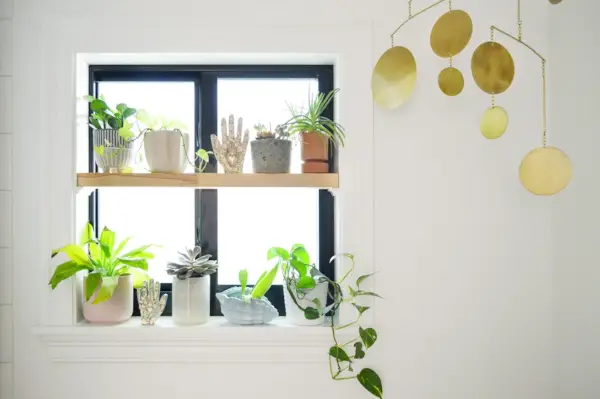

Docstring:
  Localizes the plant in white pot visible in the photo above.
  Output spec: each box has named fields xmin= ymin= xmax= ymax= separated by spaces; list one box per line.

xmin=83 ymin=95 xmax=138 ymax=172
xmin=250 ymin=123 xmax=292 ymax=173
xmin=49 ymin=223 xmax=156 ymax=323
xmin=166 ymin=246 xmax=218 ymax=325
xmin=267 ymin=244 xmax=329 ymax=326
xmin=137 ymin=110 xmax=212 ymax=174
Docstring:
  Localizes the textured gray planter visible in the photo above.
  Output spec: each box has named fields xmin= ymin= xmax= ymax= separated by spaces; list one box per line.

xmin=250 ymin=138 xmax=291 ymax=173
xmin=92 ymin=129 xmax=135 ymax=172
xmin=216 ymin=287 xmax=279 ymax=325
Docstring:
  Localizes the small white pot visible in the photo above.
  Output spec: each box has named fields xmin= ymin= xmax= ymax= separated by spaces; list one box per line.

xmin=172 ymin=276 xmax=210 ymax=325
xmin=283 ymin=281 xmax=328 ymax=326
xmin=144 ymin=130 xmax=190 ymax=173
xmin=83 ymin=275 xmax=133 ymax=324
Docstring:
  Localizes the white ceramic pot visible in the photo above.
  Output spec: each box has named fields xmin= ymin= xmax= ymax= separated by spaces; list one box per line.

xmin=172 ymin=276 xmax=210 ymax=325
xmin=144 ymin=129 xmax=190 ymax=173
xmin=283 ymin=281 xmax=328 ymax=326
xmin=83 ymin=275 xmax=133 ymax=324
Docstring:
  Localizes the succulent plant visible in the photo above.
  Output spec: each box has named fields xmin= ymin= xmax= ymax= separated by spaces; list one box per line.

xmin=166 ymin=246 xmax=218 ymax=280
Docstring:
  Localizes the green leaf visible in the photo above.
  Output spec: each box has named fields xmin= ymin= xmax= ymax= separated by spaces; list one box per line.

xmin=82 ymin=95 xmax=95 ymax=102
xmin=89 ymin=118 xmax=101 ymax=129
xmin=304 ymin=307 xmax=320 ymax=320
xmin=93 ymin=276 xmax=120 ymax=304
xmin=116 ymin=266 xmax=149 ymax=289
xmin=357 ymin=368 xmax=383 ymax=399
xmin=123 ymin=108 xmax=136 ymax=119
xmin=120 ymin=244 xmax=154 ymax=259
xmin=117 ymin=258 xmax=148 ymax=271
xmin=359 ymin=327 xmax=378 ymax=349
xmin=116 ymin=103 xmax=127 ymax=113
xmin=107 ymin=117 xmax=120 ymax=129
xmin=113 ymin=237 xmax=131 ymax=257
xmin=356 ymin=272 xmax=377 ymax=288
xmin=251 ymin=264 xmax=278 ymax=299
xmin=355 ymin=291 xmax=383 ymax=299
xmin=136 ymin=109 xmax=154 ymax=128
xmin=296 ymin=275 xmax=316 ymax=290
xmin=80 ymin=223 xmax=100 ymax=260
xmin=239 ymin=269 xmax=248 ymax=295
xmin=312 ymin=298 xmax=322 ymax=308
xmin=352 ymin=303 xmax=370 ymax=315
xmin=51 ymin=244 xmax=91 ymax=266
xmin=99 ymin=228 xmax=115 ymax=255
xmin=354 ymin=342 xmax=365 ymax=359
xmin=328 ymin=346 xmax=351 ymax=362
xmin=291 ymin=244 xmax=310 ymax=264
xmin=85 ymin=272 xmax=102 ymax=302
xmin=93 ymin=145 xmax=105 ymax=156
xmin=48 ymin=261 xmax=90 ymax=289
xmin=267 ymin=247 xmax=289 ymax=261
xmin=118 ymin=126 xmax=134 ymax=140
xmin=290 ymin=259 xmax=308 ymax=277
xmin=349 ymin=285 xmax=358 ymax=297
xmin=90 ymin=99 xmax=108 ymax=112
xmin=196 ymin=149 xmax=210 ymax=163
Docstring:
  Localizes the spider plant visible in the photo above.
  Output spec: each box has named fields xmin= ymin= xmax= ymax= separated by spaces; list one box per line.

xmin=286 ymin=88 xmax=346 ymax=147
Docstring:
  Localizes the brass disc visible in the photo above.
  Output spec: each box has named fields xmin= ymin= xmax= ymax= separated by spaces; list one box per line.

xmin=438 ymin=67 xmax=464 ymax=96
xmin=471 ymin=42 xmax=515 ymax=95
xmin=519 ymin=147 xmax=572 ymax=196
xmin=430 ymin=10 xmax=473 ymax=58
xmin=372 ymin=46 xmax=417 ymax=109
xmin=480 ymin=106 xmax=508 ymax=139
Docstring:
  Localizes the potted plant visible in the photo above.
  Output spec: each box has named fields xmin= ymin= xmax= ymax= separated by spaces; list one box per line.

xmin=49 ymin=223 xmax=156 ymax=323
xmin=166 ymin=246 xmax=218 ymax=325
xmin=83 ymin=95 xmax=138 ymax=173
xmin=286 ymin=89 xmax=346 ymax=173
xmin=137 ymin=110 xmax=212 ymax=173
xmin=215 ymin=266 xmax=279 ymax=325
xmin=286 ymin=252 xmax=384 ymax=398
xmin=249 ymin=123 xmax=292 ymax=173
xmin=267 ymin=244 xmax=328 ymax=326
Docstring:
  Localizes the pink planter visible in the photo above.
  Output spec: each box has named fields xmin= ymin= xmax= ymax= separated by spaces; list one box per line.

xmin=83 ymin=275 xmax=133 ymax=324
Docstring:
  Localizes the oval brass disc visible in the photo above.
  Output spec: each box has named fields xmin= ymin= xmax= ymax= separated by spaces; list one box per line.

xmin=430 ymin=10 xmax=473 ymax=58
xmin=519 ymin=147 xmax=572 ymax=196
xmin=438 ymin=67 xmax=464 ymax=96
xmin=372 ymin=47 xmax=417 ymax=109
xmin=480 ymin=106 xmax=508 ymax=139
xmin=471 ymin=42 xmax=515 ymax=95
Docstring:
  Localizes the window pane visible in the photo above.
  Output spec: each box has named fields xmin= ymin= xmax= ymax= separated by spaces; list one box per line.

xmin=97 ymin=82 xmax=196 ymax=282
xmin=217 ymin=79 xmax=320 ymax=284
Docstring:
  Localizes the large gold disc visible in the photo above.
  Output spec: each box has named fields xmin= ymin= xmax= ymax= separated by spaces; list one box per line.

xmin=471 ymin=42 xmax=515 ymax=95
xmin=519 ymin=147 xmax=572 ymax=196
xmin=480 ymin=106 xmax=508 ymax=139
xmin=372 ymin=46 xmax=417 ymax=109
xmin=430 ymin=10 xmax=473 ymax=58
xmin=438 ymin=67 xmax=464 ymax=96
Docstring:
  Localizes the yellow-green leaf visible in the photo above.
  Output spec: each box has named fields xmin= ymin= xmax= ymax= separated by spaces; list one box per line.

xmin=99 ymin=228 xmax=115 ymax=254
xmin=92 ymin=276 xmax=120 ymax=304
xmin=85 ymin=272 xmax=102 ymax=302
xmin=48 ymin=261 xmax=90 ymax=289
xmin=93 ymin=145 xmax=105 ymax=156
xmin=52 ymin=244 xmax=91 ymax=266
xmin=251 ymin=264 xmax=278 ymax=299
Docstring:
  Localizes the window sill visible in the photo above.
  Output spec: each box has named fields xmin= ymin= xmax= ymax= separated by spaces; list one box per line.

xmin=33 ymin=317 xmax=350 ymax=363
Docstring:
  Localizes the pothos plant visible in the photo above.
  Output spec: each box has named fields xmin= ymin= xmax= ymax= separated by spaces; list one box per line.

xmin=49 ymin=223 xmax=157 ymax=304
xmin=269 ymin=246 xmax=383 ymax=398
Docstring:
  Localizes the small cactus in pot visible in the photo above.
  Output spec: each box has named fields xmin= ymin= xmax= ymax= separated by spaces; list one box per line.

xmin=167 ymin=246 xmax=218 ymax=325
xmin=250 ymin=123 xmax=292 ymax=173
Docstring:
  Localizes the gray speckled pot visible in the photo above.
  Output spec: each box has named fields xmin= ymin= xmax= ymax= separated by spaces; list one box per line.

xmin=216 ymin=287 xmax=279 ymax=325
xmin=250 ymin=138 xmax=291 ymax=173
xmin=92 ymin=129 xmax=135 ymax=172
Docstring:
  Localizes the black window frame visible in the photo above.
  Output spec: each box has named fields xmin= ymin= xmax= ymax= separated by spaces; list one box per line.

xmin=88 ymin=65 xmax=336 ymax=317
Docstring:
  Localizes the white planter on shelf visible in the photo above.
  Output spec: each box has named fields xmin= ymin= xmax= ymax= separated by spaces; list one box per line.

xmin=82 ymin=275 xmax=133 ymax=324
xmin=283 ymin=281 xmax=328 ymax=326
xmin=144 ymin=129 xmax=190 ymax=173
xmin=172 ymin=276 xmax=210 ymax=325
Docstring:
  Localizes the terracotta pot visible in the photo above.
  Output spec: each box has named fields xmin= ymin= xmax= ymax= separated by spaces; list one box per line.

xmin=300 ymin=132 xmax=329 ymax=173
xmin=82 ymin=275 xmax=133 ymax=324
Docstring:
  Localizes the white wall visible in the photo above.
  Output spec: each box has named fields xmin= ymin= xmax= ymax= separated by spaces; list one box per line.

xmin=550 ymin=1 xmax=600 ymax=398
xmin=7 ymin=1 xmax=559 ymax=398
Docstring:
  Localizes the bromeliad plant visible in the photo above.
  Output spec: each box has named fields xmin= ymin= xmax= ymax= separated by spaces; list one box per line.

xmin=285 ymin=88 xmax=346 ymax=147
xmin=271 ymin=247 xmax=383 ymax=398
xmin=49 ymin=223 xmax=156 ymax=304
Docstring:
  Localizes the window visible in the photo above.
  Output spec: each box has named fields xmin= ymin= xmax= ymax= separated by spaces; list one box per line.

xmin=89 ymin=66 xmax=335 ymax=316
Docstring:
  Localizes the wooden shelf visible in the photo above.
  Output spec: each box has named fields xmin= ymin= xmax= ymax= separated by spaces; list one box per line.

xmin=77 ymin=173 xmax=339 ymax=188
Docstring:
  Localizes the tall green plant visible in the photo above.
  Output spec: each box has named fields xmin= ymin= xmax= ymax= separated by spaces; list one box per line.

xmin=83 ymin=95 xmax=137 ymax=138
xmin=285 ymin=88 xmax=346 ymax=147
xmin=271 ymin=247 xmax=383 ymax=398
xmin=49 ymin=223 xmax=157 ymax=304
